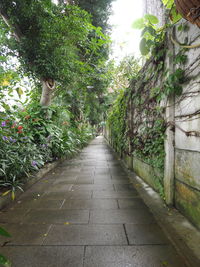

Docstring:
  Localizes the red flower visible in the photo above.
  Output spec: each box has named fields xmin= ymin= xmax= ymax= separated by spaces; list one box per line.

xmin=18 ymin=125 xmax=23 ymax=130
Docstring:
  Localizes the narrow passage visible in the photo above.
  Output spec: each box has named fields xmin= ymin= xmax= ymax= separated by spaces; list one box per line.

xmin=0 ymin=137 xmax=187 ymax=266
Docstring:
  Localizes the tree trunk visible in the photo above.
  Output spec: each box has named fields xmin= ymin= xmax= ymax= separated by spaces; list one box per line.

xmin=40 ymin=78 xmax=55 ymax=106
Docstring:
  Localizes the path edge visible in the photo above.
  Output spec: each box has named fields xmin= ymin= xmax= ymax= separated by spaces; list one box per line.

xmin=106 ymin=139 xmax=200 ymax=267
xmin=0 ymin=159 xmax=65 ymax=210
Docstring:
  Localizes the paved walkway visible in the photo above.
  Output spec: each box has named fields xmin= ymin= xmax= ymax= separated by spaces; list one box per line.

xmin=0 ymin=137 xmax=187 ymax=267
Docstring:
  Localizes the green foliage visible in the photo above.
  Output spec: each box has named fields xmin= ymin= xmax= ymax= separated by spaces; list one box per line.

xmin=132 ymin=117 xmax=166 ymax=171
xmin=0 ymin=227 xmax=11 ymax=267
xmin=0 ymin=2 xmax=105 ymax=83
xmin=132 ymin=14 xmax=159 ymax=29
xmin=161 ymin=0 xmax=182 ymax=24
xmin=76 ymin=0 xmax=114 ymax=33
xmin=107 ymin=51 xmax=168 ymax=197
xmin=0 ymin=0 xmax=113 ymax=201
xmin=0 ymin=0 xmax=112 ymax=126
xmin=107 ymin=89 xmax=128 ymax=153
xmin=0 ymin=254 xmax=11 ymax=267
xmin=0 ymin=101 xmax=94 ymax=198
xmin=111 ymin=56 xmax=141 ymax=93
xmin=174 ymin=50 xmax=188 ymax=65
xmin=0 ymin=227 xmax=11 ymax=238
xmin=163 ymin=68 xmax=185 ymax=97
xmin=162 ymin=0 xmax=174 ymax=9
xmin=107 ymin=55 xmax=141 ymax=153
xmin=132 ymin=14 xmax=165 ymax=56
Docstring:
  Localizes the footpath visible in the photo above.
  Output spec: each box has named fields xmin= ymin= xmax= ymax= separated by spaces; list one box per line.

xmin=0 ymin=137 xmax=187 ymax=266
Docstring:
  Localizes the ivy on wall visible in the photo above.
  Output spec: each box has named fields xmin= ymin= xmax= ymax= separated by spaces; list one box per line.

xmin=107 ymin=25 xmax=187 ymax=197
xmin=107 ymin=89 xmax=128 ymax=154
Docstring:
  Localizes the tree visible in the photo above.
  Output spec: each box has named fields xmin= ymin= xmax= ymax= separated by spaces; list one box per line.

xmin=76 ymin=0 xmax=115 ymax=33
xmin=0 ymin=0 xmax=105 ymax=106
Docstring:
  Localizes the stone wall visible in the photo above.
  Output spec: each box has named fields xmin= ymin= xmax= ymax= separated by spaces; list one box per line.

xmin=173 ymin=22 xmax=200 ymax=229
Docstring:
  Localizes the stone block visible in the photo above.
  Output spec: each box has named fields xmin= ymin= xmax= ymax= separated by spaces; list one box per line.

xmin=175 ymin=149 xmax=200 ymax=190
xmin=175 ymin=180 xmax=200 ymax=230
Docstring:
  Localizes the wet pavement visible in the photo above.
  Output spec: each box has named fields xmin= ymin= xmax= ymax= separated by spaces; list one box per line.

xmin=0 ymin=137 xmax=187 ymax=266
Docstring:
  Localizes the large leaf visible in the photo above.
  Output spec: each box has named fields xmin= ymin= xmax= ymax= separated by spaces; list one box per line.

xmin=141 ymin=26 xmax=156 ymax=38
xmin=144 ymin=14 xmax=159 ymax=25
xmin=139 ymin=38 xmax=150 ymax=56
xmin=0 ymin=227 xmax=11 ymax=238
xmin=132 ymin=18 xmax=145 ymax=29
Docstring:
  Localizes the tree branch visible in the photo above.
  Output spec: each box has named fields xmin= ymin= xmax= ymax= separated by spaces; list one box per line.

xmin=0 ymin=7 xmax=23 ymax=42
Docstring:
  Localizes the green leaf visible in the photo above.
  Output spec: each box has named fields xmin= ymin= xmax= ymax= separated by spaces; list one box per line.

xmin=144 ymin=14 xmax=159 ymax=25
xmin=139 ymin=38 xmax=150 ymax=56
xmin=0 ymin=227 xmax=11 ymax=237
xmin=132 ymin=18 xmax=145 ymax=29
xmin=0 ymin=254 xmax=11 ymax=267
xmin=16 ymin=87 xmax=23 ymax=98
xmin=141 ymin=26 xmax=156 ymax=39
xmin=162 ymin=0 xmax=174 ymax=9
xmin=1 ymin=102 xmax=10 ymax=111
xmin=170 ymin=6 xmax=182 ymax=23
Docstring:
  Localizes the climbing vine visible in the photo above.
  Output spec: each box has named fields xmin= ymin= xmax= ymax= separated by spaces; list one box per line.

xmin=107 ymin=23 xmax=188 ymax=197
xmin=107 ymin=89 xmax=128 ymax=154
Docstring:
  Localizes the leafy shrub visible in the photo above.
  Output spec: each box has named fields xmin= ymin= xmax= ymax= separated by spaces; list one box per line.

xmin=0 ymin=102 xmax=94 ymax=198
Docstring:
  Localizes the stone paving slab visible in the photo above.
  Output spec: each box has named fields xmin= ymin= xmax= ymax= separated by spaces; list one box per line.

xmin=0 ymin=223 xmax=51 ymax=245
xmin=76 ymin=174 xmax=94 ymax=178
xmin=44 ymin=224 xmax=127 ymax=245
xmin=46 ymin=184 xmax=72 ymax=192
xmin=53 ymin=179 xmax=77 ymax=185
xmin=18 ymin=191 xmax=45 ymax=201
xmin=0 ymin=209 xmax=28 ymax=223
xmin=90 ymin=209 xmax=156 ymax=224
xmin=43 ymin=191 xmax=92 ymax=200
xmin=71 ymin=184 xmax=114 ymax=191
xmin=117 ymin=199 xmax=149 ymax=209
xmin=75 ymin=177 xmax=94 ymax=184
xmin=94 ymin=179 xmax=131 ymax=185
xmin=93 ymin=174 xmax=112 ymax=179
xmin=93 ymin=191 xmax=139 ymax=199
xmin=125 ymin=223 xmax=169 ymax=245
xmin=8 ymin=199 xmax=64 ymax=211
xmin=23 ymin=209 xmax=89 ymax=224
xmin=113 ymin=184 xmax=137 ymax=191
xmin=1 ymin=246 xmax=84 ymax=267
xmin=84 ymin=246 xmax=187 ymax=267
xmin=62 ymin=199 xmax=118 ymax=210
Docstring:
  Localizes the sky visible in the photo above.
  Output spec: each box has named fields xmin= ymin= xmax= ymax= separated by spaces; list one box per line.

xmin=109 ymin=0 xmax=144 ymax=62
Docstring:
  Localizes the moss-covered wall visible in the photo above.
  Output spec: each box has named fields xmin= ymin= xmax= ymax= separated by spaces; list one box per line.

xmin=175 ymin=149 xmax=200 ymax=229
xmin=175 ymin=180 xmax=200 ymax=230
xmin=133 ymin=157 xmax=164 ymax=196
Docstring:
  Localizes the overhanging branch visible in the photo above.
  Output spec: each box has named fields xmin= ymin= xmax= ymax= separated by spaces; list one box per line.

xmin=0 ymin=7 xmax=23 ymax=42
